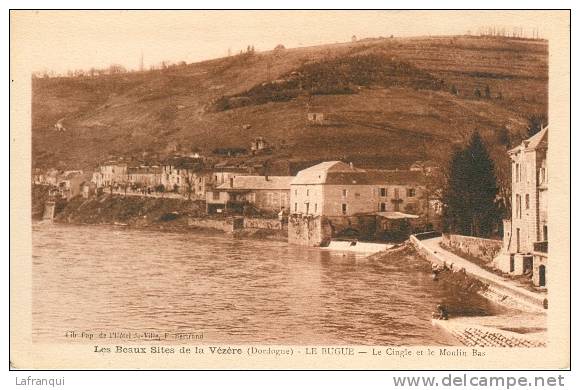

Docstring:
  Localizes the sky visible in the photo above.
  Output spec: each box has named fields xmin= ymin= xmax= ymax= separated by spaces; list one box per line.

xmin=11 ymin=10 xmax=558 ymax=74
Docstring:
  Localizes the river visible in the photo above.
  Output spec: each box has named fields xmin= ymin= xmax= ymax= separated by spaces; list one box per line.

xmin=32 ymin=223 xmax=501 ymax=346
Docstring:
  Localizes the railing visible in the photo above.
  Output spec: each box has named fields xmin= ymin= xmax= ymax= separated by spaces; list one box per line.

xmin=533 ymin=241 xmax=548 ymax=253
xmin=413 ymin=231 xmax=442 ymax=241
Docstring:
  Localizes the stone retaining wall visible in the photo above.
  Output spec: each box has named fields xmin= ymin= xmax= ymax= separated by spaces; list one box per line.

xmin=188 ymin=217 xmax=234 ymax=232
xmin=288 ymin=215 xmax=332 ymax=247
xmin=442 ymin=234 xmax=502 ymax=263
xmin=243 ymin=218 xmax=282 ymax=230
xmin=410 ymin=235 xmax=545 ymax=312
xmin=189 ymin=217 xmax=284 ymax=233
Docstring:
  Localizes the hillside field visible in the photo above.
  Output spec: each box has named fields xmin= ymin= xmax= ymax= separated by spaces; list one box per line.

xmin=31 ymin=35 xmax=548 ymax=173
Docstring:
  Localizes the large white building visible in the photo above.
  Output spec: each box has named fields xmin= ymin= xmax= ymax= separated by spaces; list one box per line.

xmin=92 ymin=161 xmax=127 ymax=188
xmin=494 ymin=127 xmax=548 ymax=287
xmin=289 ymin=161 xmax=427 ymax=217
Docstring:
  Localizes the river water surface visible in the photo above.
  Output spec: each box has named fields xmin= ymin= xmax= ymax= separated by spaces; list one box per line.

xmin=32 ymin=223 xmax=500 ymax=346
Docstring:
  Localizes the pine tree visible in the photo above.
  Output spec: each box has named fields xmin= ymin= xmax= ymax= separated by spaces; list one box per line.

xmin=526 ymin=113 xmax=547 ymax=137
xmin=443 ymin=131 xmax=499 ymax=237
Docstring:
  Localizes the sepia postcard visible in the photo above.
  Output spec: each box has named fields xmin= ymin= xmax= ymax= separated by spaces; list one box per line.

xmin=10 ymin=10 xmax=570 ymax=369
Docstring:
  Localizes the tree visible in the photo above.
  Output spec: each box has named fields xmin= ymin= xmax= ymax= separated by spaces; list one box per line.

xmin=526 ymin=113 xmax=547 ymax=137
xmin=496 ymin=126 xmax=511 ymax=147
xmin=183 ymin=170 xmax=196 ymax=200
xmin=442 ymin=131 xmax=499 ymax=237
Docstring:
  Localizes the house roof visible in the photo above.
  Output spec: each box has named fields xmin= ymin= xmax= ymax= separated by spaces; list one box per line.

xmin=324 ymin=171 xmax=376 ymax=185
xmin=509 ymin=126 xmax=548 ymax=154
xmin=217 ymin=176 xmax=293 ymax=191
xmin=292 ymin=161 xmax=425 ymax=186
xmin=292 ymin=161 xmax=361 ymax=185
xmin=62 ymin=171 xmax=84 ymax=180
xmin=364 ymin=170 xmax=426 ymax=185
xmin=162 ymin=156 xmax=203 ymax=169
xmin=127 ymin=166 xmax=162 ymax=174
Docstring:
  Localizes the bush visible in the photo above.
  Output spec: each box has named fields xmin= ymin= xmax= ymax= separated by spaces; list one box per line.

xmin=214 ymin=53 xmax=443 ymax=110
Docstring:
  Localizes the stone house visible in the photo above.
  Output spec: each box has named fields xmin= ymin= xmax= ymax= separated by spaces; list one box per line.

xmin=206 ymin=175 xmax=293 ymax=214
xmin=250 ymin=137 xmax=271 ymax=155
xmin=127 ymin=166 xmax=162 ymax=188
xmin=290 ymin=161 xmax=427 ymax=217
xmin=410 ymin=160 xmax=439 ymax=175
xmin=92 ymin=161 xmax=128 ymax=188
xmin=494 ymin=127 xmax=548 ymax=287
xmin=58 ymin=171 xmax=91 ymax=199
xmin=32 ymin=168 xmax=60 ymax=186
xmin=289 ymin=161 xmax=429 ymax=240
xmin=161 ymin=156 xmax=209 ymax=197
xmin=307 ymin=112 xmax=326 ymax=125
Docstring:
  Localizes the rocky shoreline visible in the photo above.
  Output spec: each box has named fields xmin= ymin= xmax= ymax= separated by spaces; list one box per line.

xmin=33 ymin=190 xmax=287 ymax=242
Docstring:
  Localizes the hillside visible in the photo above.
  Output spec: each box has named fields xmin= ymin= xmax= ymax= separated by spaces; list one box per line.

xmin=31 ymin=35 xmax=548 ymax=172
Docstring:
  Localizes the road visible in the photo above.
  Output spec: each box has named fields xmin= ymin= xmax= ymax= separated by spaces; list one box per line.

xmin=419 ymin=236 xmax=546 ymax=306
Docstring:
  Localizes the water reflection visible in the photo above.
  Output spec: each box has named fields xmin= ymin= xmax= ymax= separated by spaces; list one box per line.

xmin=32 ymin=223 xmax=500 ymax=346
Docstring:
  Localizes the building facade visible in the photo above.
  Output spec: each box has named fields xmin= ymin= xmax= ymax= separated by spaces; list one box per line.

xmin=290 ymin=161 xmax=427 ymax=217
xmin=92 ymin=161 xmax=128 ymax=188
xmin=127 ymin=166 xmax=162 ymax=188
xmin=160 ymin=156 xmax=210 ymax=198
xmin=206 ymin=176 xmax=293 ymax=214
xmin=494 ymin=127 xmax=548 ymax=287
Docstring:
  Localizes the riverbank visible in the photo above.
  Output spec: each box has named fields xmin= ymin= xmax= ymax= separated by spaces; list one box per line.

xmin=405 ymin=235 xmax=547 ymax=347
xmin=37 ymin=192 xmax=288 ymax=242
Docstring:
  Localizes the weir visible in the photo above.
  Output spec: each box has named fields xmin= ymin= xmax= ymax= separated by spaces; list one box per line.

xmin=324 ymin=240 xmax=392 ymax=254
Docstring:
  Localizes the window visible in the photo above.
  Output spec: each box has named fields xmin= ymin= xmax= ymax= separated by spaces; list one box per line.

xmin=212 ymin=191 xmax=220 ymax=201
xmin=341 ymin=203 xmax=347 ymax=215
xmin=314 ymin=203 xmax=318 ymax=213
xmin=306 ymin=189 xmax=309 ymax=197
xmin=305 ymin=203 xmax=310 ymax=214
xmin=516 ymin=164 xmax=520 ymax=182
xmin=526 ymin=165 xmax=530 ymax=183
xmin=539 ymin=168 xmax=547 ymax=184
xmin=380 ymin=202 xmax=386 ymax=212
xmin=394 ymin=188 xmax=400 ymax=199
xmin=294 ymin=203 xmax=297 ymax=212
xmin=525 ymin=194 xmax=530 ymax=209
xmin=355 ymin=193 xmax=360 ymax=198
xmin=342 ymin=189 xmax=347 ymax=197
xmin=294 ymin=189 xmax=297 ymax=196
xmin=516 ymin=195 xmax=521 ymax=218
xmin=380 ymin=188 xmax=387 ymax=197
xmin=407 ymin=188 xmax=416 ymax=197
